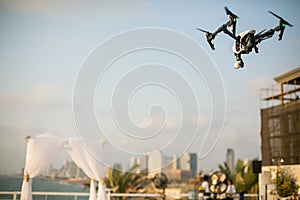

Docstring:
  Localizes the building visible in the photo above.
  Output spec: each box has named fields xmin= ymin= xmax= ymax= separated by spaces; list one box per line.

xmin=260 ymin=67 xmax=300 ymax=166
xmin=226 ymin=148 xmax=235 ymax=175
xmin=148 ymin=150 xmax=165 ymax=178
xmin=145 ymin=151 xmax=198 ymax=182
xmin=59 ymin=160 xmax=86 ymax=179
xmin=165 ymin=152 xmax=198 ymax=182
xmin=177 ymin=153 xmax=197 ymax=178
xmin=259 ymin=67 xmax=300 ymax=198
xmin=178 ymin=153 xmax=190 ymax=171
xmin=189 ymin=153 xmax=197 ymax=178
xmin=129 ymin=155 xmax=148 ymax=172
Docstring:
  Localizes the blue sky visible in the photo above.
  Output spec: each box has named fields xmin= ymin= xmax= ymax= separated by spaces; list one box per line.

xmin=0 ymin=0 xmax=300 ymax=175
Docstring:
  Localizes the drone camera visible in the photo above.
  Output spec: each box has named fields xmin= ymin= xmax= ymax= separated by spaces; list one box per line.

xmin=234 ymin=60 xmax=244 ymax=69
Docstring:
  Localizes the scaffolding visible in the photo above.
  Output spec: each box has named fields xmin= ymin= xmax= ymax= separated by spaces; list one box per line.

xmin=260 ymin=67 xmax=300 ymax=166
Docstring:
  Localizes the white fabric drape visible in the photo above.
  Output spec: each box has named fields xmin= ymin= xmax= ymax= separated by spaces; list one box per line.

xmin=98 ymin=181 xmax=106 ymax=200
xmin=90 ymin=179 xmax=97 ymax=200
xmin=20 ymin=134 xmax=66 ymax=200
xmin=66 ymin=137 xmax=106 ymax=200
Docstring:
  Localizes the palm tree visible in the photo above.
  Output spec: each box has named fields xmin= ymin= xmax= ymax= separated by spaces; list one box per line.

xmin=218 ymin=161 xmax=234 ymax=181
xmin=235 ymin=159 xmax=258 ymax=193
xmin=106 ymin=163 xmax=150 ymax=199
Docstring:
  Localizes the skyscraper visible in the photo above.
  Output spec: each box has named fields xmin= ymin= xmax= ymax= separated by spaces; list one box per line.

xmin=148 ymin=150 xmax=164 ymax=178
xmin=178 ymin=152 xmax=198 ymax=178
xmin=226 ymin=148 xmax=235 ymax=175
xmin=129 ymin=155 xmax=148 ymax=173
xmin=179 ymin=153 xmax=190 ymax=171
xmin=189 ymin=153 xmax=197 ymax=178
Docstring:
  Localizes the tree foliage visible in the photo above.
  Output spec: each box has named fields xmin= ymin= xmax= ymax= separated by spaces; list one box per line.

xmin=235 ymin=160 xmax=258 ymax=193
xmin=218 ymin=162 xmax=234 ymax=181
xmin=106 ymin=163 xmax=150 ymax=197
xmin=272 ymin=165 xmax=298 ymax=197
xmin=219 ymin=159 xmax=258 ymax=193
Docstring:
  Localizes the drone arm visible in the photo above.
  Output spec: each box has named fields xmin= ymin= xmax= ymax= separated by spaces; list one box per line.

xmin=273 ymin=25 xmax=285 ymax=40
xmin=255 ymin=23 xmax=286 ymax=45
xmin=202 ymin=24 xmax=226 ymax=48
xmin=223 ymin=28 xmax=238 ymax=40
xmin=206 ymin=33 xmax=215 ymax=50
xmin=215 ymin=24 xmax=227 ymax=35
xmin=198 ymin=7 xmax=239 ymax=51
xmin=278 ymin=28 xmax=284 ymax=40
xmin=255 ymin=29 xmax=275 ymax=45
xmin=268 ymin=11 xmax=292 ymax=41
xmin=214 ymin=19 xmax=236 ymax=37
xmin=231 ymin=19 xmax=237 ymax=36
xmin=206 ymin=22 xmax=237 ymax=48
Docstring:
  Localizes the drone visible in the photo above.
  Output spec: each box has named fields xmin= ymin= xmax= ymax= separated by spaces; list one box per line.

xmin=196 ymin=7 xmax=293 ymax=69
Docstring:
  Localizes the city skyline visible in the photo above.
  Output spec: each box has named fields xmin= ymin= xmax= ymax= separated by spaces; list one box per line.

xmin=25 ymin=148 xmax=250 ymax=178
xmin=1 ymin=1 xmax=300 ymax=175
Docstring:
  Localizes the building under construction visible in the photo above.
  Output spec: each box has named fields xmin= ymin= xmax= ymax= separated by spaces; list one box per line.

xmin=259 ymin=67 xmax=300 ymax=198
xmin=260 ymin=67 xmax=300 ymax=166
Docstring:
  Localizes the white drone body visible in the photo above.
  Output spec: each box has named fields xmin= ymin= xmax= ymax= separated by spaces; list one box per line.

xmin=232 ymin=30 xmax=256 ymax=55
xmin=232 ymin=30 xmax=256 ymax=69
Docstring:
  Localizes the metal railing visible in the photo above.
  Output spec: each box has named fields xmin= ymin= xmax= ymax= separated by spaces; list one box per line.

xmin=0 ymin=191 xmax=186 ymax=200
xmin=0 ymin=191 xmax=258 ymax=200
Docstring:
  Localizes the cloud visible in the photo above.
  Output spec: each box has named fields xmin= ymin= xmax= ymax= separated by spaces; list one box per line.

xmin=247 ymin=76 xmax=276 ymax=98
xmin=248 ymin=76 xmax=275 ymax=88
xmin=0 ymin=82 xmax=69 ymax=108
xmin=136 ymin=114 xmax=180 ymax=133
xmin=192 ymin=113 xmax=210 ymax=127
xmin=0 ymin=82 xmax=73 ymax=136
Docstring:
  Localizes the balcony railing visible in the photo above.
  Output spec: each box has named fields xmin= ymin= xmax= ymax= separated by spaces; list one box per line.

xmin=0 ymin=191 xmax=258 ymax=200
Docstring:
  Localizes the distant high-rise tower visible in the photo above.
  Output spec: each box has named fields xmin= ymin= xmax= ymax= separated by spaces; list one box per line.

xmin=178 ymin=152 xmax=198 ymax=178
xmin=129 ymin=155 xmax=148 ymax=173
xmin=189 ymin=153 xmax=197 ymax=178
xmin=179 ymin=153 xmax=190 ymax=171
xmin=148 ymin=150 xmax=164 ymax=178
xmin=226 ymin=148 xmax=235 ymax=175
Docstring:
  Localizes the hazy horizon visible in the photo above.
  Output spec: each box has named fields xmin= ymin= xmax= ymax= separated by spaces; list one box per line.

xmin=1 ymin=0 xmax=300 ymax=175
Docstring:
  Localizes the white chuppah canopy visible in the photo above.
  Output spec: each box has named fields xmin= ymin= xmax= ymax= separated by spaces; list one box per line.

xmin=20 ymin=134 xmax=107 ymax=200
xmin=66 ymin=137 xmax=107 ymax=200
xmin=20 ymin=134 xmax=66 ymax=200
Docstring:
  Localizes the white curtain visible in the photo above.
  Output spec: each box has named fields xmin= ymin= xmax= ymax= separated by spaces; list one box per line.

xmin=66 ymin=137 xmax=106 ymax=200
xmin=20 ymin=133 xmax=66 ymax=200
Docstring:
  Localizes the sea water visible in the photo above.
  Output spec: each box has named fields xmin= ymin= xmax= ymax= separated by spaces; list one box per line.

xmin=0 ymin=176 xmax=89 ymax=200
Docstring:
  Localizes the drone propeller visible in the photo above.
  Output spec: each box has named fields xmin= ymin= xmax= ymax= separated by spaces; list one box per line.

xmin=196 ymin=28 xmax=210 ymax=34
xmin=224 ymin=7 xmax=239 ymax=36
xmin=225 ymin=7 xmax=239 ymax=19
xmin=268 ymin=11 xmax=293 ymax=27
xmin=268 ymin=11 xmax=292 ymax=40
